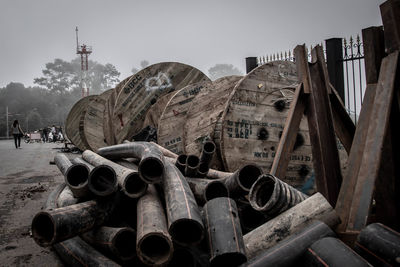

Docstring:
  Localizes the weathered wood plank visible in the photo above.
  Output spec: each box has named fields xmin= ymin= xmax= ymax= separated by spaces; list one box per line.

xmin=300 ymin=45 xmax=343 ymax=206
xmin=362 ymin=26 xmax=385 ymax=84
xmin=347 ymin=51 xmax=399 ymax=231
xmin=380 ymin=0 xmax=400 ymax=53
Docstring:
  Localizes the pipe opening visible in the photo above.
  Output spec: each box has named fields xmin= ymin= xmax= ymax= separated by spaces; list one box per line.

xmin=169 ymin=248 xmax=195 ymax=267
xmin=139 ymin=158 xmax=163 ymax=183
xmin=89 ymin=165 xmax=117 ymax=196
xmin=238 ymin=165 xmax=263 ymax=190
xmin=205 ymin=182 xmax=229 ymax=201
xmin=210 ymin=253 xmax=247 ymax=267
xmin=170 ymin=219 xmax=203 ymax=245
xmin=177 ymin=154 xmax=187 ymax=166
xmin=124 ymin=173 xmax=147 ymax=197
xmin=113 ymin=229 xmax=136 ymax=259
xmin=139 ymin=235 xmax=172 ymax=264
xmin=203 ymin=141 xmax=216 ymax=154
xmin=66 ymin=165 xmax=89 ymax=187
xmin=186 ymin=155 xmax=200 ymax=168
xmin=254 ymin=176 xmax=275 ymax=207
xmin=32 ymin=212 xmax=55 ymax=246
xmin=198 ymin=162 xmax=209 ymax=176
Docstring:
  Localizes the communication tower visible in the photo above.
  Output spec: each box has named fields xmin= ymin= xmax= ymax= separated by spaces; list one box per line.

xmin=75 ymin=27 xmax=92 ymax=97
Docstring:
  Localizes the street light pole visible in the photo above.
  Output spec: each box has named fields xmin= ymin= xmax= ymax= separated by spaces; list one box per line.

xmin=6 ymin=106 xmax=9 ymax=139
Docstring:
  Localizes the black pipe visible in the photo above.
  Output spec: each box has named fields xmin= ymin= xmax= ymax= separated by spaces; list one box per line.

xmin=243 ymin=221 xmax=335 ymax=267
xmin=97 ymin=142 xmax=165 ymax=184
xmin=197 ymin=162 xmax=210 ymax=178
xmin=249 ymin=174 xmax=307 ymax=216
xmin=88 ymin=164 xmax=118 ymax=197
xmin=204 ymin=197 xmax=247 ymax=267
xmin=136 ymin=185 xmax=173 ymax=266
xmin=72 ymin=157 xmax=95 ymax=171
xmin=199 ymin=141 xmax=216 ymax=167
xmin=83 ymin=150 xmax=145 ymax=198
xmin=167 ymin=247 xmax=196 ymax=267
xmin=354 ymin=223 xmax=400 ymax=267
xmin=42 ymin=184 xmax=119 ymax=267
xmin=185 ymin=155 xmax=200 ymax=177
xmin=223 ymin=164 xmax=263 ymax=197
xmin=57 ymin=186 xmax=79 ymax=207
xmin=186 ymin=178 xmax=229 ymax=205
xmin=115 ymin=159 xmax=148 ymax=198
xmin=303 ymin=237 xmax=372 ymax=267
xmin=54 ymin=153 xmax=90 ymax=198
xmin=31 ymin=197 xmax=116 ymax=247
xmin=81 ymin=226 xmax=137 ymax=262
xmin=236 ymin=199 xmax=270 ymax=235
xmin=175 ymin=154 xmax=187 ymax=174
xmin=163 ymin=161 xmax=204 ymax=246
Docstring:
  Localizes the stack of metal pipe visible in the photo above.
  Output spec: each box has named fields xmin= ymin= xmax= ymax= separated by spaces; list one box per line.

xmin=32 ymin=141 xmax=383 ymax=267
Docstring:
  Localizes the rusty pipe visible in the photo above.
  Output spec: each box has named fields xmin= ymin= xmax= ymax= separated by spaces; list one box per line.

xmin=199 ymin=140 xmax=216 ymax=167
xmin=136 ymin=185 xmax=173 ymax=266
xmin=81 ymin=226 xmax=137 ymax=262
xmin=185 ymin=155 xmax=200 ymax=177
xmin=304 ymin=237 xmax=372 ymax=267
xmin=31 ymin=196 xmax=116 ymax=247
xmin=97 ymin=142 xmax=165 ymax=184
xmin=197 ymin=162 xmax=210 ymax=178
xmin=244 ymin=221 xmax=336 ymax=267
xmin=223 ymin=164 xmax=263 ymax=197
xmin=88 ymin=164 xmax=118 ymax=197
xmin=83 ymin=150 xmax=145 ymax=198
xmin=249 ymin=174 xmax=308 ymax=217
xmin=175 ymin=154 xmax=187 ymax=174
xmin=244 ymin=192 xmax=340 ymax=259
xmin=204 ymin=197 xmax=247 ymax=267
xmin=54 ymin=153 xmax=90 ymax=198
xmin=186 ymin=178 xmax=229 ymax=205
xmin=163 ymin=161 xmax=204 ymax=246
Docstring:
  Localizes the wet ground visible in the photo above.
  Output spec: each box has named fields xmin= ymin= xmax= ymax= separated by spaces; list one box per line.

xmin=0 ymin=140 xmax=73 ymax=266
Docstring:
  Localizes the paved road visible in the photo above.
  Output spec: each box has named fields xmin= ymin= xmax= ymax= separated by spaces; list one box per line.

xmin=0 ymin=140 xmax=71 ymax=266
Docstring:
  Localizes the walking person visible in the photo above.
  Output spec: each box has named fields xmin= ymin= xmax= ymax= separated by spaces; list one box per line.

xmin=51 ymin=125 xmax=57 ymax=142
xmin=11 ymin=120 xmax=25 ymax=149
xmin=42 ymin=127 xmax=48 ymax=142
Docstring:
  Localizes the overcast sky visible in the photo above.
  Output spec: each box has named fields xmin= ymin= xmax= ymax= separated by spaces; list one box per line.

xmin=0 ymin=0 xmax=383 ymax=88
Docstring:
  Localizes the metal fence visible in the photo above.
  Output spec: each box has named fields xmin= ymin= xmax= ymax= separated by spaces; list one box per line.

xmin=253 ymin=35 xmax=365 ymax=124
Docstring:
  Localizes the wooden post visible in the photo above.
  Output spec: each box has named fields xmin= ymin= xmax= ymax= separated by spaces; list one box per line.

xmin=326 ymin=38 xmax=345 ymax=101
xmin=380 ymin=0 xmax=400 ymax=53
xmin=246 ymin=57 xmax=258 ymax=74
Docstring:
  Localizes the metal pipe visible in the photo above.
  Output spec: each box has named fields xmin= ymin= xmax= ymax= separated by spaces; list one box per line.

xmin=303 ymin=237 xmax=372 ymax=267
xmin=199 ymin=140 xmax=216 ymax=167
xmin=354 ymin=223 xmax=400 ymax=266
xmin=249 ymin=174 xmax=307 ymax=216
xmin=197 ymin=162 xmax=210 ymax=178
xmin=186 ymin=178 xmax=229 ymax=205
xmin=175 ymin=154 xmax=187 ymax=174
xmin=136 ymin=185 xmax=173 ymax=266
xmin=163 ymin=161 xmax=204 ymax=246
xmin=236 ymin=200 xmax=269 ymax=235
xmin=97 ymin=142 xmax=165 ymax=184
xmin=81 ymin=226 xmax=137 ymax=262
xmin=31 ymin=197 xmax=116 ymax=247
xmin=44 ymin=184 xmax=119 ymax=266
xmin=72 ymin=157 xmax=95 ymax=171
xmin=54 ymin=153 xmax=90 ymax=198
xmin=57 ymin=186 xmax=79 ymax=207
xmin=83 ymin=150 xmax=145 ymax=198
xmin=223 ymin=164 xmax=263 ymax=197
xmin=243 ymin=221 xmax=336 ymax=267
xmin=244 ymin=192 xmax=340 ymax=259
xmin=114 ymin=159 xmax=147 ymax=198
xmin=88 ymin=164 xmax=118 ymax=197
xmin=185 ymin=154 xmax=200 ymax=177
xmin=204 ymin=197 xmax=247 ymax=267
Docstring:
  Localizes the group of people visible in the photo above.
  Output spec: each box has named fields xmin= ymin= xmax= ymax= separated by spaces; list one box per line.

xmin=11 ymin=120 xmax=63 ymax=149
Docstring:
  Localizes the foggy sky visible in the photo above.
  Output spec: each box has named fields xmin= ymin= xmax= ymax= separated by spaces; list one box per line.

xmin=0 ymin=0 xmax=383 ymax=88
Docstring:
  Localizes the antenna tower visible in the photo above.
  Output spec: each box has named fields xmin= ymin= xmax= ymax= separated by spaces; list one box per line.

xmin=75 ymin=27 xmax=92 ymax=97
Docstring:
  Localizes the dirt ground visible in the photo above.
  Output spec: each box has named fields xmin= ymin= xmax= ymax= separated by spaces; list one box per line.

xmin=0 ymin=140 xmax=75 ymax=266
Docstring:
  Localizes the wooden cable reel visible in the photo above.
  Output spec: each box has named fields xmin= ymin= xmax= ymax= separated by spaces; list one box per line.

xmin=112 ymin=62 xmax=209 ymax=144
xmin=83 ymin=89 xmax=114 ymax=151
xmin=157 ymin=80 xmax=213 ymax=154
xmin=183 ymin=76 xmax=243 ymax=170
xmin=65 ymin=95 xmax=97 ymax=151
